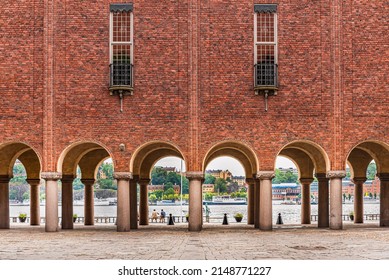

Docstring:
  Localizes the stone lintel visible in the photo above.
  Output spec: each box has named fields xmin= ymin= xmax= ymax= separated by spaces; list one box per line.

xmin=377 ymin=173 xmax=389 ymax=181
xmin=41 ymin=172 xmax=62 ymax=181
xmin=326 ymin=171 xmax=346 ymax=179
xmin=256 ymin=171 xmax=275 ymax=180
xmin=186 ymin=171 xmax=204 ymax=180
xmin=26 ymin=179 xmax=41 ymax=186
xmin=351 ymin=177 xmax=367 ymax=184
xmin=299 ymin=178 xmax=314 ymax=184
xmin=113 ymin=172 xmax=133 ymax=180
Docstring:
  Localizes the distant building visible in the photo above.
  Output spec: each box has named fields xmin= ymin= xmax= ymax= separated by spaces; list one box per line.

xmin=156 ymin=166 xmax=177 ymax=173
xmin=232 ymin=176 xmax=246 ymax=186
xmin=342 ymin=178 xmax=380 ymax=196
xmin=272 ymin=183 xmax=300 ymax=200
xmin=202 ymin=184 xmax=215 ymax=193
xmin=206 ymin=169 xmax=232 ymax=180
xmin=147 ymin=184 xmax=181 ymax=194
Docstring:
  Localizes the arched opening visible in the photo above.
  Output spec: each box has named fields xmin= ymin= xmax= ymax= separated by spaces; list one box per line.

xmin=347 ymin=141 xmax=389 ymax=227
xmin=130 ymin=141 xmax=186 ymax=229
xmin=203 ymin=156 xmax=248 ymax=226
xmin=57 ymin=141 xmax=113 ymax=229
xmin=276 ymin=141 xmax=330 ymax=228
xmin=0 ymin=142 xmax=41 ymax=229
xmin=202 ymin=141 xmax=259 ymax=230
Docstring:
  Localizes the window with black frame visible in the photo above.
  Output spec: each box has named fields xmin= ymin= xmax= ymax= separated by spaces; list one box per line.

xmin=254 ymin=4 xmax=278 ymax=90
xmin=109 ymin=3 xmax=133 ymax=94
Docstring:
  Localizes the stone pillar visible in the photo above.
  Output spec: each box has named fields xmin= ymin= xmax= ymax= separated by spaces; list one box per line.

xmin=328 ymin=171 xmax=346 ymax=230
xmin=316 ymin=173 xmax=329 ymax=228
xmin=187 ymin=172 xmax=204 ymax=232
xmin=0 ymin=176 xmax=11 ymax=229
xmin=254 ymin=178 xmax=260 ymax=229
xmin=61 ymin=175 xmax=74 ymax=230
xmin=82 ymin=179 xmax=95 ymax=226
xmin=129 ymin=176 xmax=138 ymax=229
xmin=27 ymin=179 xmax=41 ymax=226
xmin=138 ymin=179 xmax=150 ymax=226
xmin=246 ymin=178 xmax=255 ymax=225
xmin=42 ymin=172 xmax=61 ymax=232
xmin=300 ymin=178 xmax=314 ymax=224
xmin=378 ymin=173 xmax=389 ymax=227
xmin=352 ymin=177 xmax=366 ymax=224
xmin=114 ymin=172 xmax=132 ymax=232
xmin=258 ymin=171 xmax=274 ymax=230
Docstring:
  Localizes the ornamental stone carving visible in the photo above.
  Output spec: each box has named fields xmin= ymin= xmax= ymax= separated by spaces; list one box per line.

xmin=186 ymin=171 xmax=204 ymax=180
xmin=113 ymin=172 xmax=133 ymax=180
xmin=326 ymin=171 xmax=346 ymax=179
xmin=299 ymin=178 xmax=314 ymax=184
xmin=257 ymin=171 xmax=275 ymax=180
xmin=351 ymin=177 xmax=367 ymax=184
xmin=41 ymin=172 xmax=62 ymax=180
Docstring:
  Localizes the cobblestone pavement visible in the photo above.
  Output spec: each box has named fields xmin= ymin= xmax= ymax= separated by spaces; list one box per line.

xmin=1 ymin=222 xmax=389 ymax=260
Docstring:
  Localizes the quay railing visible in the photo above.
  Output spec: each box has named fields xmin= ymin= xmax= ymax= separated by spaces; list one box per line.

xmin=310 ymin=214 xmax=380 ymax=222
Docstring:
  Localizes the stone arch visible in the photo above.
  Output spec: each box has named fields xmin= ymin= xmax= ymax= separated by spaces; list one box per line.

xmin=130 ymin=141 xmax=185 ymax=179
xmin=276 ymin=140 xmax=330 ymax=176
xmin=346 ymin=140 xmax=389 ymax=176
xmin=202 ymin=140 xmax=259 ymax=177
xmin=0 ymin=141 xmax=42 ymax=179
xmin=57 ymin=141 xmax=113 ymax=179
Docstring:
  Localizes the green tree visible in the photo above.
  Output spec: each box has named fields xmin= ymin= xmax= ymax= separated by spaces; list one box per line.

xmin=151 ymin=167 xmax=168 ymax=185
xmin=366 ymin=162 xmax=376 ymax=180
xmin=204 ymin=174 xmax=216 ymax=184
xmin=214 ymin=178 xmax=227 ymax=193
xmin=164 ymin=182 xmax=173 ymax=191
xmin=149 ymin=193 xmax=157 ymax=202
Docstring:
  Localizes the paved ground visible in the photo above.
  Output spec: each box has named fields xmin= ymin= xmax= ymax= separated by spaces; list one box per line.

xmin=1 ymin=222 xmax=389 ymax=260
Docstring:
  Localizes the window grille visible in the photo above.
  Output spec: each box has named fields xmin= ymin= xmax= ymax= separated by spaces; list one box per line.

xmin=254 ymin=4 xmax=278 ymax=90
xmin=109 ymin=4 xmax=133 ymax=94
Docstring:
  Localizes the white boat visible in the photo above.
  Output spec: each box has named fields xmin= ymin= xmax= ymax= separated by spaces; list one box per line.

xmin=156 ymin=200 xmax=179 ymax=206
xmin=203 ymin=195 xmax=247 ymax=205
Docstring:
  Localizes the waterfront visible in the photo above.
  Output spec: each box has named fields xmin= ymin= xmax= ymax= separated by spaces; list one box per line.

xmin=10 ymin=201 xmax=381 ymax=224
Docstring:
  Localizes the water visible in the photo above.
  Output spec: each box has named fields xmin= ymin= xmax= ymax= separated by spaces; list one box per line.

xmin=10 ymin=202 xmax=381 ymax=224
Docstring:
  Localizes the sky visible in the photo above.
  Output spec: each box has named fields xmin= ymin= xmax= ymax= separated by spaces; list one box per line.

xmin=154 ymin=156 xmax=296 ymax=176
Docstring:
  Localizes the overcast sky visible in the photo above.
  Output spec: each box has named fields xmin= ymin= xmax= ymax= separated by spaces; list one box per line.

xmin=155 ymin=156 xmax=296 ymax=176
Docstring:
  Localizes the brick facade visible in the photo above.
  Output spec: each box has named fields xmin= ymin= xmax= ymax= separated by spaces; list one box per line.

xmin=0 ymin=0 xmax=388 ymax=174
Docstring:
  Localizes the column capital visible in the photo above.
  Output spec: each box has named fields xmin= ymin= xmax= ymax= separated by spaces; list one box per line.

xmin=186 ymin=171 xmax=204 ymax=180
xmin=26 ymin=179 xmax=41 ymax=186
xmin=81 ymin=178 xmax=95 ymax=185
xmin=245 ymin=178 xmax=256 ymax=184
xmin=377 ymin=173 xmax=389 ymax=181
xmin=61 ymin=174 xmax=75 ymax=183
xmin=299 ymin=178 xmax=314 ymax=184
xmin=326 ymin=170 xmax=346 ymax=179
xmin=138 ymin=178 xmax=151 ymax=185
xmin=315 ymin=173 xmax=329 ymax=181
xmin=351 ymin=177 xmax=367 ymax=184
xmin=0 ymin=175 xmax=11 ymax=184
xmin=41 ymin=172 xmax=62 ymax=180
xmin=113 ymin=172 xmax=133 ymax=180
xmin=257 ymin=171 xmax=275 ymax=180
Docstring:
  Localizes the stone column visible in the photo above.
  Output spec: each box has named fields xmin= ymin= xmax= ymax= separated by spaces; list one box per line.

xmin=378 ymin=173 xmax=389 ymax=227
xmin=328 ymin=171 xmax=346 ymax=230
xmin=82 ymin=179 xmax=95 ymax=226
xmin=254 ymin=178 xmax=260 ymax=229
xmin=138 ymin=178 xmax=150 ymax=226
xmin=246 ymin=178 xmax=255 ymax=225
xmin=61 ymin=175 xmax=74 ymax=229
xmin=27 ymin=179 xmax=41 ymax=226
xmin=187 ymin=172 xmax=204 ymax=232
xmin=129 ymin=176 xmax=138 ymax=229
xmin=300 ymin=178 xmax=313 ymax=224
xmin=316 ymin=173 xmax=329 ymax=228
xmin=0 ymin=176 xmax=11 ymax=229
xmin=42 ymin=172 xmax=61 ymax=232
xmin=258 ymin=171 xmax=274 ymax=230
xmin=114 ymin=172 xmax=132 ymax=232
xmin=352 ymin=177 xmax=366 ymax=224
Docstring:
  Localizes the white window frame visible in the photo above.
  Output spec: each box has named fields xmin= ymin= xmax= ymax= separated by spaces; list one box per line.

xmin=254 ymin=9 xmax=278 ymax=66
xmin=109 ymin=10 xmax=133 ymax=65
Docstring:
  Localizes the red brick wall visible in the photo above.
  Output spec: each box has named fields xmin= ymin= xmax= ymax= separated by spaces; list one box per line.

xmin=0 ymin=1 xmax=387 ymax=173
